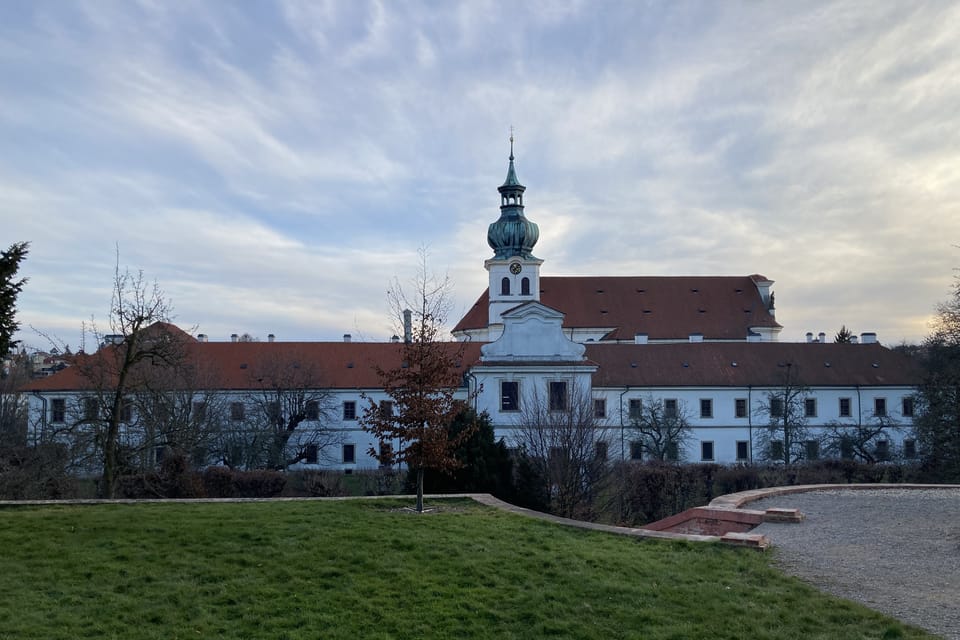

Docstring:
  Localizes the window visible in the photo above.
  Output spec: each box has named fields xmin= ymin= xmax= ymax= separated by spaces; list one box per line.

xmin=192 ymin=401 xmax=207 ymax=422
xmin=521 ymin=277 xmax=530 ymax=295
xmin=304 ymin=444 xmax=318 ymax=465
xmin=342 ymin=444 xmax=356 ymax=464
xmin=379 ymin=400 xmax=394 ymax=418
xmin=629 ymin=441 xmax=643 ymax=461
xmin=736 ymin=440 xmax=750 ymax=461
xmin=839 ymin=437 xmax=854 ymax=460
xmin=839 ymin=397 xmax=852 ymax=418
xmin=305 ymin=400 xmax=320 ymax=421
xmin=902 ymin=397 xmax=914 ymax=418
xmin=120 ymin=400 xmax=133 ymax=424
xmin=343 ymin=401 xmax=357 ymax=421
xmin=595 ymin=441 xmax=608 ymax=461
xmin=83 ymin=397 xmax=98 ymax=421
xmin=770 ymin=439 xmax=785 ymax=461
xmin=805 ymin=440 xmax=820 ymax=460
xmin=665 ymin=441 xmax=679 ymax=462
xmin=700 ymin=441 xmax=715 ymax=461
xmin=593 ymin=398 xmax=606 ymax=419
xmin=230 ymin=402 xmax=245 ymax=421
xmin=875 ymin=440 xmax=890 ymax=460
xmin=804 ymin=398 xmax=817 ymax=418
xmin=628 ymin=398 xmax=642 ymax=420
xmin=379 ymin=441 xmax=394 ymax=466
xmin=903 ymin=439 xmax=917 ymax=459
xmin=501 ymin=277 xmax=510 ymax=296
xmin=874 ymin=398 xmax=887 ymax=417
xmin=664 ymin=398 xmax=678 ymax=419
xmin=770 ymin=397 xmax=784 ymax=418
xmin=501 ymin=381 xmax=519 ymax=412
xmin=734 ymin=398 xmax=747 ymax=419
xmin=51 ymin=399 xmax=66 ymax=423
xmin=267 ymin=401 xmax=281 ymax=425
xmin=549 ymin=381 xmax=567 ymax=411
xmin=700 ymin=398 xmax=713 ymax=419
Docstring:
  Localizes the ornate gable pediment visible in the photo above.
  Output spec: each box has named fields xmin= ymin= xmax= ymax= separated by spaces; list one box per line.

xmin=480 ymin=301 xmax=586 ymax=362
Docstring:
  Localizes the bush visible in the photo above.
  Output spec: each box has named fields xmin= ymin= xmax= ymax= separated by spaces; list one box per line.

xmin=0 ymin=444 xmax=78 ymax=500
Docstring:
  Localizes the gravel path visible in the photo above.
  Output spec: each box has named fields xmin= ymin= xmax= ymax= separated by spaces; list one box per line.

xmin=751 ymin=489 xmax=960 ymax=639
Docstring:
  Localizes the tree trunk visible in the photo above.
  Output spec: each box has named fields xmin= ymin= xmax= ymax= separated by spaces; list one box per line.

xmin=416 ymin=467 xmax=424 ymax=513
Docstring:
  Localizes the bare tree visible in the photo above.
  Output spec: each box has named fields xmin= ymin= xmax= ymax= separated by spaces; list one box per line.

xmin=232 ymin=355 xmax=339 ymax=470
xmin=514 ymin=381 xmax=611 ymax=519
xmin=753 ymin=364 xmax=819 ymax=464
xmin=823 ymin=415 xmax=902 ymax=463
xmin=361 ymin=249 xmax=477 ymax=512
xmin=626 ymin=395 xmax=692 ymax=462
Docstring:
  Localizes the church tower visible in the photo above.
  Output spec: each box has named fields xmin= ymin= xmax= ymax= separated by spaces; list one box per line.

xmin=485 ymin=134 xmax=543 ymax=333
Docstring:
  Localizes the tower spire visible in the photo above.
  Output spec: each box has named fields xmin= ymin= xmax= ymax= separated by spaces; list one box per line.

xmin=487 ymin=132 xmax=538 ymax=259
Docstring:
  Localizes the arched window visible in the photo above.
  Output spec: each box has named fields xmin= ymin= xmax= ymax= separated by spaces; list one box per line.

xmin=521 ymin=277 xmax=530 ymax=295
xmin=501 ymin=277 xmax=511 ymax=296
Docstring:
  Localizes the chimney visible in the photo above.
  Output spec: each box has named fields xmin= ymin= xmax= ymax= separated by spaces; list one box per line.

xmin=806 ymin=332 xmax=813 ymax=343
xmin=267 ymin=334 xmax=275 ymax=343
xmin=230 ymin=334 xmax=238 ymax=343
xmin=343 ymin=334 xmax=352 ymax=343
xmin=197 ymin=334 xmax=207 ymax=343
xmin=403 ymin=309 xmax=413 ymax=344
xmin=851 ymin=335 xmax=859 ymax=344
xmin=391 ymin=335 xmax=400 ymax=344
xmin=634 ymin=333 xmax=648 ymax=345
xmin=688 ymin=333 xmax=703 ymax=343
xmin=860 ymin=332 xmax=877 ymax=344
xmin=818 ymin=332 xmax=826 ymax=344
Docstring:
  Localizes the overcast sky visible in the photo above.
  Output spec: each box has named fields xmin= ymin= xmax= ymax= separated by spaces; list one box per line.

xmin=3 ymin=1 xmax=958 ymax=351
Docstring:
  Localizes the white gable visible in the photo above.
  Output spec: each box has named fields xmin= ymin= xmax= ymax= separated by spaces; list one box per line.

xmin=480 ymin=301 xmax=586 ymax=362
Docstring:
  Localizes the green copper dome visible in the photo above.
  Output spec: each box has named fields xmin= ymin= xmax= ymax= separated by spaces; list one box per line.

xmin=487 ymin=139 xmax=539 ymax=259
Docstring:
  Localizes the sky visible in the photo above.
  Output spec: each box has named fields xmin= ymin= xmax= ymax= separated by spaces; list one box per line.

xmin=2 ymin=0 xmax=958 ymax=352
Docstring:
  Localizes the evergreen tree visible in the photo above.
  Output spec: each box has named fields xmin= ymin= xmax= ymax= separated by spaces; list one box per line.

xmin=0 ymin=242 xmax=29 ymax=358
xmin=834 ymin=325 xmax=854 ymax=343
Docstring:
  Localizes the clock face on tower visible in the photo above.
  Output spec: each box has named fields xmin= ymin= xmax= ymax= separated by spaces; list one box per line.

xmin=509 ymin=262 xmax=522 ymax=275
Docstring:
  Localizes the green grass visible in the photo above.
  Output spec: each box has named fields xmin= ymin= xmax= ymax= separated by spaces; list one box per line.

xmin=0 ymin=499 xmax=931 ymax=639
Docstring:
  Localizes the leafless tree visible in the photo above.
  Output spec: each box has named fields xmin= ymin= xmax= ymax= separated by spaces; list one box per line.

xmin=513 ymin=381 xmax=612 ymax=519
xmin=752 ymin=364 xmax=821 ymax=464
xmin=823 ymin=415 xmax=902 ymax=463
xmin=626 ymin=395 xmax=692 ymax=462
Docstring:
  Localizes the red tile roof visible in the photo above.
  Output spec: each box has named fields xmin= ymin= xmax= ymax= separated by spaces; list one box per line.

xmin=587 ymin=342 xmax=921 ymax=387
xmin=452 ymin=275 xmax=782 ymax=340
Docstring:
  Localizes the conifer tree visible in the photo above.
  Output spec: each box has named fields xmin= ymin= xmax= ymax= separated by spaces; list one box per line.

xmin=0 ymin=242 xmax=29 ymax=358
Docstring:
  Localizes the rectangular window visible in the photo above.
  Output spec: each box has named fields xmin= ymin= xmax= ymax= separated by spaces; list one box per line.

xmin=342 ymin=443 xmax=356 ymax=464
xmin=735 ymin=398 xmax=747 ymax=419
xmin=192 ymin=401 xmax=207 ymax=422
xmin=379 ymin=400 xmax=394 ymax=418
xmin=770 ymin=397 xmax=784 ymax=418
xmin=305 ymin=400 xmax=320 ymax=421
xmin=665 ymin=441 xmax=679 ymax=462
xmin=379 ymin=441 xmax=394 ymax=466
xmin=839 ymin=437 xmax=854 ymax=460
xmin=267 ymin=401 xmax=281 ymax=424
xmin=700 ymin=398 xmax=713 ymax=419
xmin=501 ymin=381 xmax=519 ymax=412
xmin=901 ymin=397 xmax=914 ymax=418
xmin=903 ymin=439 xmax=917 ymax=459
xmin=304 ymin=444 xmax=319 ymax=465
xmin=595 ymin=441 xmax=608 ymax=461
xmin=230 ymin=402 xmax=245 ymax=421
xmin=875 ymin=439 xmax=890 ymax=460
xmin=342 ymin=401 xmax=357 ymax=421
xmin=805 ymin=440 xmax=820 ymax=460
xmin=51 ymin=398 xmax=66 ymax=423
xmin=736 ymin=440 xmax=750 ymax=462
xmin=700 ymin=441 xmax=715 ymax=461
xmin=549 ymin=381 xmax=567 ymax=411
xmin=664 ymin=398 xmax=678 ymax=419
xmin=874 ymin=398 xmax=887 ymax=417
xmin=629 ymin=441 xmax=643 ymax=461
xmin=83 ymin=397 xmax=98 ymax=421
xmin=628 ymin=398 xmax=642 ymax=420
xmin=839 ymin=397 xmax=852 ymax=418
xmin=770 ymin=440 xmax=785 ymax=461
xmin=593 ymin=398 xmax=606 ymax=419
xmin=120 ymin=399 xmax=133 ymax=424
xmin=804 ymin=398 xmax=817 ymax=418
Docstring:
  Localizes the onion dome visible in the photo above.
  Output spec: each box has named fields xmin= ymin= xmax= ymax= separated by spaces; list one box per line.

xmin=487 ymin=134 xmax=539 ymax=259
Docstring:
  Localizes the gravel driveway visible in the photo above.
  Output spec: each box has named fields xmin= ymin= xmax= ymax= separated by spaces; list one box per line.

xmin=751 ymin=488 xmax=960 ymax=639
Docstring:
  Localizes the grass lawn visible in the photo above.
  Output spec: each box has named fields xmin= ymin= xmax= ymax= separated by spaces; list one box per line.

xmin=0 ymin=498 xmax=931 ymax=639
